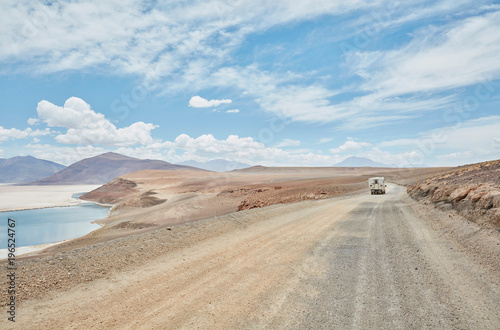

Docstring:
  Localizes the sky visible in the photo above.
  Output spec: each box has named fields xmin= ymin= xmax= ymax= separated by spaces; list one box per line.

xmin=0 ymin=0 xmax=499 ymax=167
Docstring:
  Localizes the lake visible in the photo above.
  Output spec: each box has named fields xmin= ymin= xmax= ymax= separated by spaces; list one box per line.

xmin=0 ymin=202 xmax=109 ymax=248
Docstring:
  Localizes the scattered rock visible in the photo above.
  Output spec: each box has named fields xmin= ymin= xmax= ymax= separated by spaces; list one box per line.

xmin=408 ymin=159 xmax=500 ymax=229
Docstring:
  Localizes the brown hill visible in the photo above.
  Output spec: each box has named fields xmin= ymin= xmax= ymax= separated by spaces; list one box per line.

xmin=408 ymin=159 xmax=500 ymax=229
xmin=0 ymin=155 xmax=65 ymax=183
xmin=29 ymin=152 xmax=205 ymax=185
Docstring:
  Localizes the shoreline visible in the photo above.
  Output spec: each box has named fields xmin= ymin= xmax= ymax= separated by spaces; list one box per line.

xmin=0 ymin=221 xmax=108 ymax=261
xmin=0 ymin=199 xmax=113 ymax=214
xmin=0 ymin=184 xmax=110 ymax=259
xmin=0 ymin=199 xmax=94 ymax=213
xmin=0 ymin=184 xmax=101 ymax=212
xmin=0 ymin=239 xmax=71 ymax=260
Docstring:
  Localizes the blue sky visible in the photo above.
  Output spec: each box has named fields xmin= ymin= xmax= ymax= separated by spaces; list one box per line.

xmin=0 ymin=0 xmax=499 ymax=167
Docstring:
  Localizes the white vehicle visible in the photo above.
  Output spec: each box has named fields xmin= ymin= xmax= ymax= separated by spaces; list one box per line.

xmin=369 ymin=177 xmax=386 ymax=195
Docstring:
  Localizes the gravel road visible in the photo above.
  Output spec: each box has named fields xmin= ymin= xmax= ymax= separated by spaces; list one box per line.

xmin=4 ymin=184 xmax=499 ymax=329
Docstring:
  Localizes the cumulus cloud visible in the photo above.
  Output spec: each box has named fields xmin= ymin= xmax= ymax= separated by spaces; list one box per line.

xmin=330 ymin=140 xmax=371 ymax=153
xmin=27 ymin=118 xmax=40 ymax=125
xmin=25 ymin=143 xmax=108 ymax=166
xmin=36 ymin=97 xmax=158 ymax=147
xmin=165 ymin=134 xmax=261 ymax=155
xmin=0 ymin=126 xmax=51 ymax=142
xmin=0 ymin=127 xmax=30 ymax=142
xmin=22 ymin=129 xmax=472 ymax=168
xmin=159 ymin=133 xmax=340 ymax=166
xmin=226 ymin=109 xmax=240 ymax=113
xmin=188 ymin=96 xmax=232 ymax=108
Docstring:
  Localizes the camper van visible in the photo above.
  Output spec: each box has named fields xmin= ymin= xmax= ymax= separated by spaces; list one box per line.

xmin=368 ymin=177 xmax=386 ymax=194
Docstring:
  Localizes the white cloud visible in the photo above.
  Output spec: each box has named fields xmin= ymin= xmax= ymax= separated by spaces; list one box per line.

xmin=0 ymin=127 xmax=30 ymax=142
xmin=188 ymin=96 xmax=232 ymax=108
xmin=378 ymin=115 xmax=500 ymax=166
xmin=210 ymin=66 xmax=352 ymax=123
xmin=226 ymin=109 xmax=240 ymax=113
xmin=379 ymin=138 xmax=421 ymax=148
xmin=357 ymin=147 xmax=420 ymax=167
xmin=330 ymin=140 xmax=371 ymax=153
xmin=0 ymin=126 xmax=51 ymax=142
xmin=25 ymin=144 xmax=108 ymax=166
xmin=209 ymin=62 xmax=455 ymax=127
xmin=276 ymin=139 xmax=301 ymax=148
xmin=436 ymin=151 xmax=477 ymax=162
xmin=160 ymin=133 xmax=341 ymax=166
xmin=116 ymin=143 xmax=169 ymax=162
xmin=36 ymin=97 xmax=158 ymax=147
xmin=0 ymin=0 xmax=385 ymax=76
xmin=204 ymin=9 xmax=498 ymax=127
xmin=165 ymin=134 xmax=263 ymax=156
xmin=1 ymin=1 xmax=496 ymax=131
xmin=318 ymin=138 xmax=333 ymax=144
xmin=349 ymin=10 xmax=500 ymax=98
xmin=27 ymin=118 xmax=40 ymax=125
xmin=22 ymin=120 xmax=497 ymax=167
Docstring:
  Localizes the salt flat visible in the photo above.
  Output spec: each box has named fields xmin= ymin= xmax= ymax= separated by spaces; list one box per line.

xmin=0 ymin=185 xmax=100 ymax=212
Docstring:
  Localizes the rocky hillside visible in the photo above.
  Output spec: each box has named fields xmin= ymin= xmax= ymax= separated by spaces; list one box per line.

xmin=0 ymin=155 xmax=65 ymax=183
xmin=81 ymin=177 xmax=166 ymax=209
xmin=407 ymin=159 xmax=500 ymax=229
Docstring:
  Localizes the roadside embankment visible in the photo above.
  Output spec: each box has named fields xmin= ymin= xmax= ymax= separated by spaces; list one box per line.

xmin=408 ymin=159 xmax=500 ymax=229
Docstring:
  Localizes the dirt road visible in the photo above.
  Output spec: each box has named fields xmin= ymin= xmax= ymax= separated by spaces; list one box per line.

xmin=6 ymin=185 xmax=500 ymax=329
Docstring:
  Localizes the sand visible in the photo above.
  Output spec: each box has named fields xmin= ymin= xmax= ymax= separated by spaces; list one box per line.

xmin=0 ymin=185 xmax=100 ymax=212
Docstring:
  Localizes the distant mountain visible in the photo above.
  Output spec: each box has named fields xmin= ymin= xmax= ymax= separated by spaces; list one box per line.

xmin=333 ymin=156 xmax=393 ymax=168
xmin=0 ymin=155 xmax=66 ymax=183
xmin=30 ymin=152 xmax=204 ymax=185
xmin=178 ymin=159 xmax=251 ymax=172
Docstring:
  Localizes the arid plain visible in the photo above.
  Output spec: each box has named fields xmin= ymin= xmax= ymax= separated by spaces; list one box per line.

xmin=1 ymin=164 xmax=499 ymax=329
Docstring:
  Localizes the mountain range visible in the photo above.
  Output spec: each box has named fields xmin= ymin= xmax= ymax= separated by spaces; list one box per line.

xmin=2 ymin=153 xmax=399 ymax=185
xmin=29 ymin=152 xmax=204 ymax=185
xmin=333 ymin=156 xmax=394 ymax=167
xmin=178 ymin=159 xmax=251 ymax=172
xmin=0 ymin=155 xmax=66 ymax=183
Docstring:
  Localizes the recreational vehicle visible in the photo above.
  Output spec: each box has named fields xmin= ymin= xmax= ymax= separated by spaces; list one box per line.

xmin=368 ymin=177 xmax=386 ymax=194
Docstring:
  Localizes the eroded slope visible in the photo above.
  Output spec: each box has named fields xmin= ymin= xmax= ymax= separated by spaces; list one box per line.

xmin=408 ymin=159 xmax=500 ymax=228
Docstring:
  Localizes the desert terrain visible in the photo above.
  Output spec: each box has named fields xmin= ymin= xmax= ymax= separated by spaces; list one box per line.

xmin=1 ymin=164 xmax=499 ymax=329
xmin=408 ymin=159 xmax=500 ymax=229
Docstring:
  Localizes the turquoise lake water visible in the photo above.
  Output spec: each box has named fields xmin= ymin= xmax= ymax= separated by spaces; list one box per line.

xmin=0 ymin=203 xmax=109 ymax=248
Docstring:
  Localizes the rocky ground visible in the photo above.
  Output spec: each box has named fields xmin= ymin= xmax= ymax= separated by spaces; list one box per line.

xmin=408 ymin=159 xmax=500 ymax=229
xmin=0 ymin=166 xmax=464 ymax=310
xmin=235 ymin=182 xmax=364 ymax=210
xmin=2 ymin=184 xmax=498 ymax=329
